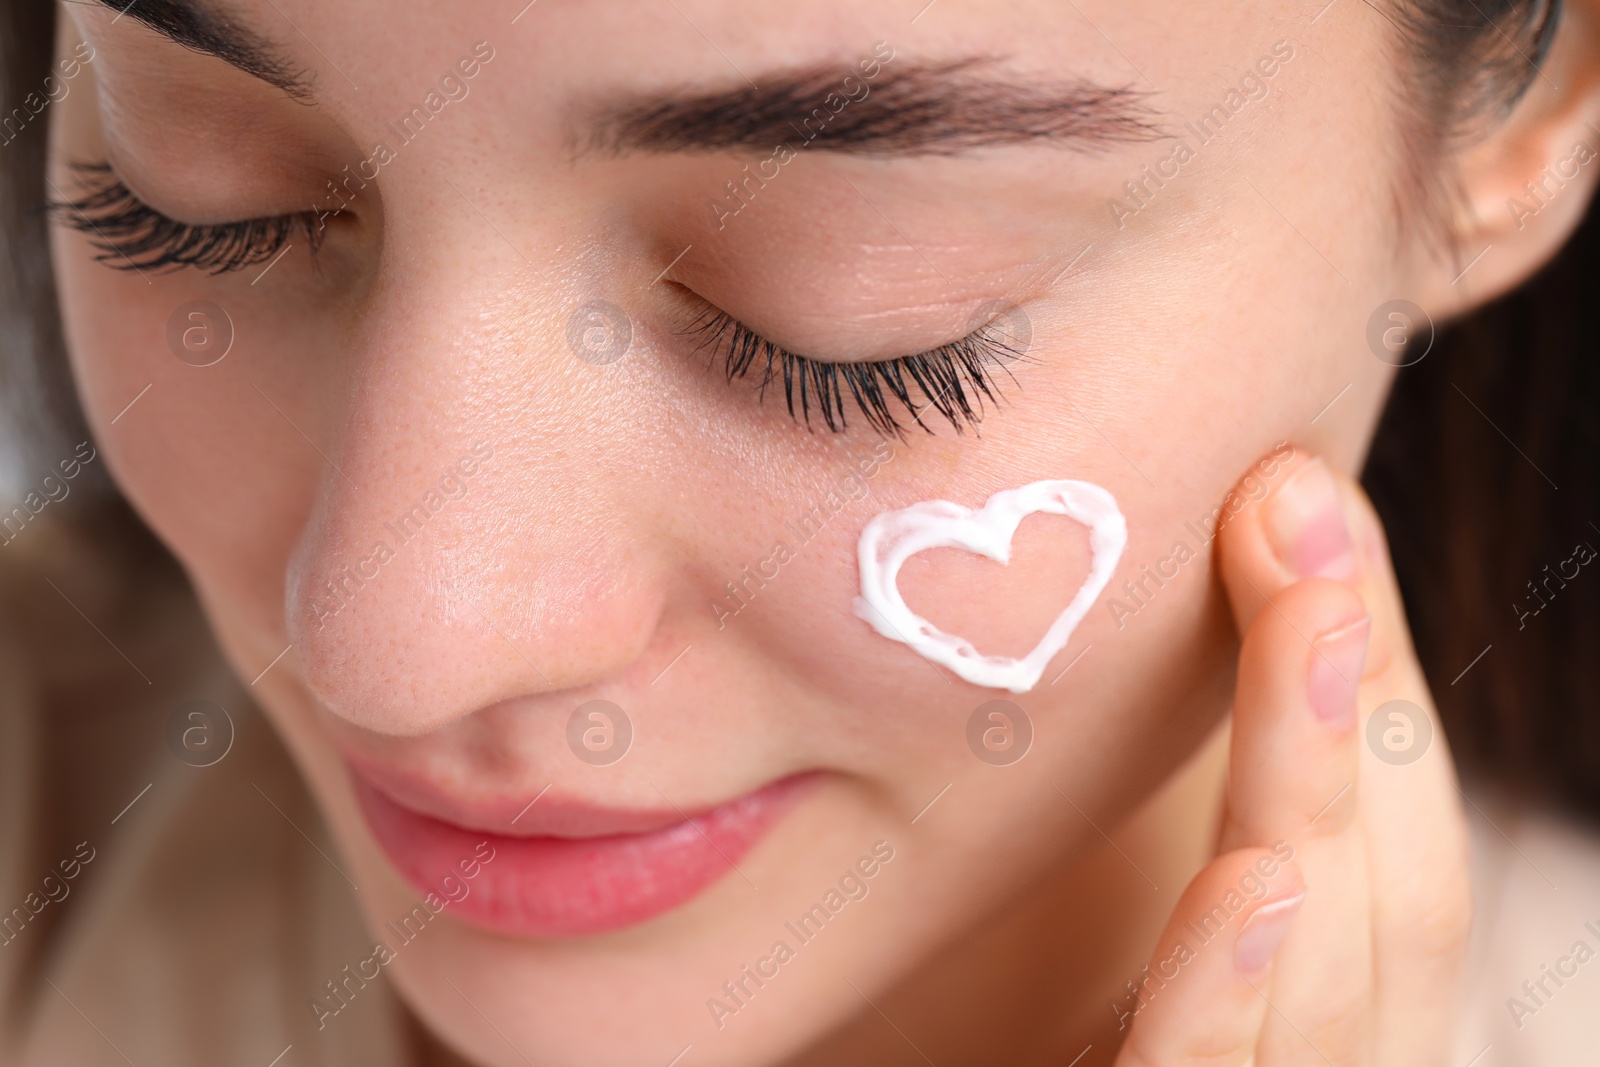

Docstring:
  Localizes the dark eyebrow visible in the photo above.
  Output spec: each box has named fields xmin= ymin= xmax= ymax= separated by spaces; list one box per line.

xmin=92 ymin=0 xmax=313 ymax=99
xmin=584 ymin=58 xmax=1162 ymax=157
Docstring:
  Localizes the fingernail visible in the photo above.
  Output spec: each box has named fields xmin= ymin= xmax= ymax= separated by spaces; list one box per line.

xmin=1266 ymin=459 xmax=1354 ymax=580
xmin=1307 ymin=616 xmax=1369 ymax=727
xmin=1234 ymin=893 xmax=1304 ymax=975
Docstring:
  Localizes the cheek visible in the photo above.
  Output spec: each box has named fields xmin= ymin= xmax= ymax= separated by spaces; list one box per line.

xmin=721 ymin=432 xmax=1180 ymax=728
xmin=892 ymin=511 xmax=1099 ymax=666
xmin=51 ymin=216 xmax=341 ymax=629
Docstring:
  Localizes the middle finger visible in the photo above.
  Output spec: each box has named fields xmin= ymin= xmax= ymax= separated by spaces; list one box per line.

xmin=1222 ymin=577 xmax=1375 ymax=1066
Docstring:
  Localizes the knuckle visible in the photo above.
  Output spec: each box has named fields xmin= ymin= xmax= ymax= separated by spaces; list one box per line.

xmin=1398 ymin=865 xmax=1474 ymax=960
xmin=1181 ymin=1034 xmax=1264 ymax=1066
xmin=1301 ymin=780 xmax=1360 ymax=838
xmin=1113 ymin=1041 xmax=1156 ymax=1067
xmin=1114 ymin=1032 xmax=1174 ymax=1067
xmin=1418 ymin=886 xmax=1474 ymax=961
xmin=1118 ymin=1034 xmax=1253 ymax=1067
xmin=1293 ymin=1006 xmax=1373 ymax=1066
xmin=1259 ymin=973 xmax=1369 ymax=1065
xmin=1384 ymin=808 xmax=1474 ymax=959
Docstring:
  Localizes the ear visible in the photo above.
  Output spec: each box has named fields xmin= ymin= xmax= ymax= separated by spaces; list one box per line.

xmin=1417 ymin=0 xmax=1600 ymax=316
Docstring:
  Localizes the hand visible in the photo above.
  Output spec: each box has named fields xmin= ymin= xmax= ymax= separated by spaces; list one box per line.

xmin=1114 ymin=448 xmax=1472 ymax=1066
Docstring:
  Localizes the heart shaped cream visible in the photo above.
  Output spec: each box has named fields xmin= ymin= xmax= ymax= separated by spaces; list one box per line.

xmin=852 ymin=479 xmax=1127 ymax=693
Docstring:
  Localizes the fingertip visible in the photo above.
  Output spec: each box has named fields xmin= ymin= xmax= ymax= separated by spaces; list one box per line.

xmin=1234 ymin=890 xmax=1305 ymax=976
xmin=1180 ymin=846 xmax=1307 ymax=929
xmin=1217 ymin=446 xmax=1356 ymax=636
xmin=1263 ymin=457 xmax=1355 ymax=583
xmin=1240 ymin=577 xmax=1370 ymax=674
xmin=1327 ymin=468 xmax=1415 ymax=682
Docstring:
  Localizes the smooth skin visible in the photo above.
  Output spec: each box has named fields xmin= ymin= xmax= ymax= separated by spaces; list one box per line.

xmin=39 ymin=0 xmax=1600 ymax=1063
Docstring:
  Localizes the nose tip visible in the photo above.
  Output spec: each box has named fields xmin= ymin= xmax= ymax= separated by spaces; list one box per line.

xmin=284 ymin=437 xmax=668 ymax=737
xmin=265 ymin=206 xmax=675 ymax=737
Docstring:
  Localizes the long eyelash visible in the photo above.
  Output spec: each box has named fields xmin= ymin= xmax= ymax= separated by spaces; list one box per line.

xmin=686 ymin=308 xmax=1028 ymax=438
xmin=47 ymin=162 xmax=323 ymax=275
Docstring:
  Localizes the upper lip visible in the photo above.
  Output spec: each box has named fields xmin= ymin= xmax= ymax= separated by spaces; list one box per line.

xmin=341 ymin=753 xmax=709 ymax=839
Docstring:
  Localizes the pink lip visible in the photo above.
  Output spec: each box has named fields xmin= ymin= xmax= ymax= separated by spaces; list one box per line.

xmin=343 ymin=753 xmax=703 ymax=838
xmin=346 ymin=762 xmax=810 ymax=939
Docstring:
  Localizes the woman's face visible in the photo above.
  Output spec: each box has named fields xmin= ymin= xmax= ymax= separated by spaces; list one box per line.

xmin=48 ymin=0 xmax=1450 ymax=1062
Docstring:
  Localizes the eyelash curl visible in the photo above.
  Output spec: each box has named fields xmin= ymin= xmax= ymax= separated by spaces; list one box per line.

xmin=49 ymin=164 xmax=1026 ymax=436
xmin=48 ymin=162 xmax=323 ymax=274
xmin=686 ymin=307 xmax=1029 ymax=438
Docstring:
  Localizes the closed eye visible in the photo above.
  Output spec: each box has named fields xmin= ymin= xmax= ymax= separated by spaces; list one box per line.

xmin=48 ymin=161 xmax=324 ymax=275
xmin=683 ymin=304 xmax=1031 ymax=438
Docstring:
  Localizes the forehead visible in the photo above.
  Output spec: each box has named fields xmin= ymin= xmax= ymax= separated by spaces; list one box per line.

xmin=78 ymin=0 xmax=1315 ymax=120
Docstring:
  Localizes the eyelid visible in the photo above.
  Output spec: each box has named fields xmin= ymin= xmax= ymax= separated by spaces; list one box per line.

xmin=46 ymin=161 xmax=324 ymax=275
xmin=683 ymin=301 xmax=1029 ymax=438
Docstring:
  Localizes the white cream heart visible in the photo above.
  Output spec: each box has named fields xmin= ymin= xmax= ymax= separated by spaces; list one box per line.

xmin=852 ymin=479 xmax=1127 ymax=693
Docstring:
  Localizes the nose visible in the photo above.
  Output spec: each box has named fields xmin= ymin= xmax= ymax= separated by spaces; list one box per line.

xmin=284 ymin=236 xmax=667 ymax=736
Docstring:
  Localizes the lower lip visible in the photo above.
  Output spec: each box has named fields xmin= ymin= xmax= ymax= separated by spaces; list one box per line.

xmin=350 ymin=772 xmax=808 ymax=939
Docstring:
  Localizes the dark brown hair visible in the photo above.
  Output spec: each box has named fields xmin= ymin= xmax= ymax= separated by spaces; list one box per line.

xmin=0 ymin=0 xmax=92 ymax=472
xmin=1360 ymin=0 xmax=1600 ymax=821
xmin=1 ymin=1 xmax=1595 ymax=821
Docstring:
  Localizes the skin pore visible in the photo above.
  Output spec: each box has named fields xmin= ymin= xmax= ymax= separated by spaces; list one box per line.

xmin=42 ymin=0 xmax=1600 ymax=1064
